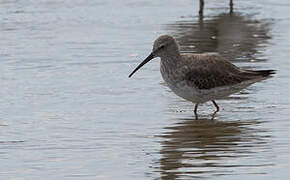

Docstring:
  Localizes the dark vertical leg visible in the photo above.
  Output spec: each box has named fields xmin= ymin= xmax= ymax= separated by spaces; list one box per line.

xmin=230 ymin=0 xmax=233 ymax=14
xmin=199 ymin=0 xmax=204 ymax=16
xmin=212 ymin=100 xmax=220 ymax=112
xmin=194 ymin=103 xmax=199 ymax=119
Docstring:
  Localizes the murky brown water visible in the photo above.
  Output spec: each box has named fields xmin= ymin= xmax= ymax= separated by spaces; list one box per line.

xmin=0 ymin=0 xmax=290 ymax=179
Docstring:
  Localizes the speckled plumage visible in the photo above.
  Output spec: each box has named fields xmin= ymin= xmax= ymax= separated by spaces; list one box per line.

xmin=129 ymin=35 xmax=275 ymax=117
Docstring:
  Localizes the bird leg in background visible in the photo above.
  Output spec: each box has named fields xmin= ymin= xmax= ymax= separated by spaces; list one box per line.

xmin=230 ymin=0 xmax=234 ymax=14
xmin=199 ymin=0 xmax=204 ymax=16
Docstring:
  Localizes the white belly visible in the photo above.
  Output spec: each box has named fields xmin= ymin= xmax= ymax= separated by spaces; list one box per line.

xmin=162 ymin=73 xmax=253 ymax=103
xmin=160 ymin=59 xmax=261 ymax=104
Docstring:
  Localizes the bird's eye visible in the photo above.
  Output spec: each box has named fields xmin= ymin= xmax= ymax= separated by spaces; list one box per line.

xmin=159 ymin=44 xmax=165 ymax=49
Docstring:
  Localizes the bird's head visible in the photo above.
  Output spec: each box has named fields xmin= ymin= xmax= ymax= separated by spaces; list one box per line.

xmin=129 ymin=35 xmax=179 ymax=78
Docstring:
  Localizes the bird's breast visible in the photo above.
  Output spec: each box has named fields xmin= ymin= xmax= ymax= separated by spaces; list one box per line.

xmin=160 ymin=63 xmax=204 ymax=103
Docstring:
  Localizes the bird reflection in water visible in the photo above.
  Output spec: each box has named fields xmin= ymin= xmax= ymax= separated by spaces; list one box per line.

xmin=156 ymin=118 xmax=273 ymax=179
xmin=166 ymin=13 xmax=272 ymax=63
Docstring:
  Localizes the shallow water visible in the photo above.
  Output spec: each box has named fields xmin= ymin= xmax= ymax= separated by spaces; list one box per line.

xmin=0 ymin=0 xmax=290 ymax=179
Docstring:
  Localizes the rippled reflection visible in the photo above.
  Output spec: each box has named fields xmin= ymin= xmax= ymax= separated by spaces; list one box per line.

xmin=157 ymin=118 xmax=273 ymax=179
xmin=166 ymin=13 xmax=272 ymax=62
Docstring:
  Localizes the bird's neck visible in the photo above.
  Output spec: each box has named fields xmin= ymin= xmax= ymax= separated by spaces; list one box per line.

xmin=160 ymin=51 xmax=181 ymax=69
xmin=160 ymin=53 xmax=182 ymax=84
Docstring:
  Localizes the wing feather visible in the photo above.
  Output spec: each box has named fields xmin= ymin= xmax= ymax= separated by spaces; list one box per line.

xmin=180 ymin=53 xmax=265 ymax=90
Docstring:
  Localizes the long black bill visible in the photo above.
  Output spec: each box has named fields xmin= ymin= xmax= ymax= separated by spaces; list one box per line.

xmin=128 ymin=53 xmax=154 ymax=78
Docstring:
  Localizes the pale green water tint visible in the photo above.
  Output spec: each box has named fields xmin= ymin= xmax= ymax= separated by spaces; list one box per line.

xmin=0 ymin=0 xmax=289 ymax=179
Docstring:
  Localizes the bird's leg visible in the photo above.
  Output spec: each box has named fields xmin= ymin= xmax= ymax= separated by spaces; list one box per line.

xmin=212 ymin=100 xmax=220 ymax=112
xmin=229 ymin=0 xmax=233 ymax=14
xmin=194 ymin=103 xmax=199 ymax=119
xmin=199 ymin=0 xmax=204 ymax=16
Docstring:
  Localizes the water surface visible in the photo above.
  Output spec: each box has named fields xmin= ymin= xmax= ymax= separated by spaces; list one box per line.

xmin=0 ymin=0 xmax=290 ymax=179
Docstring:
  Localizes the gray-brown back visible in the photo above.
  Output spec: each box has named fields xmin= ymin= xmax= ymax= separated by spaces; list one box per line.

xmin=179 ymin=53 xmax=272 ymax=90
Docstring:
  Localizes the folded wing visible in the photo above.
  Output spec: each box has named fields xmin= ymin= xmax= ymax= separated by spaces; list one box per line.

xmin=181 ymin=53 xmax=275 ymax=90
